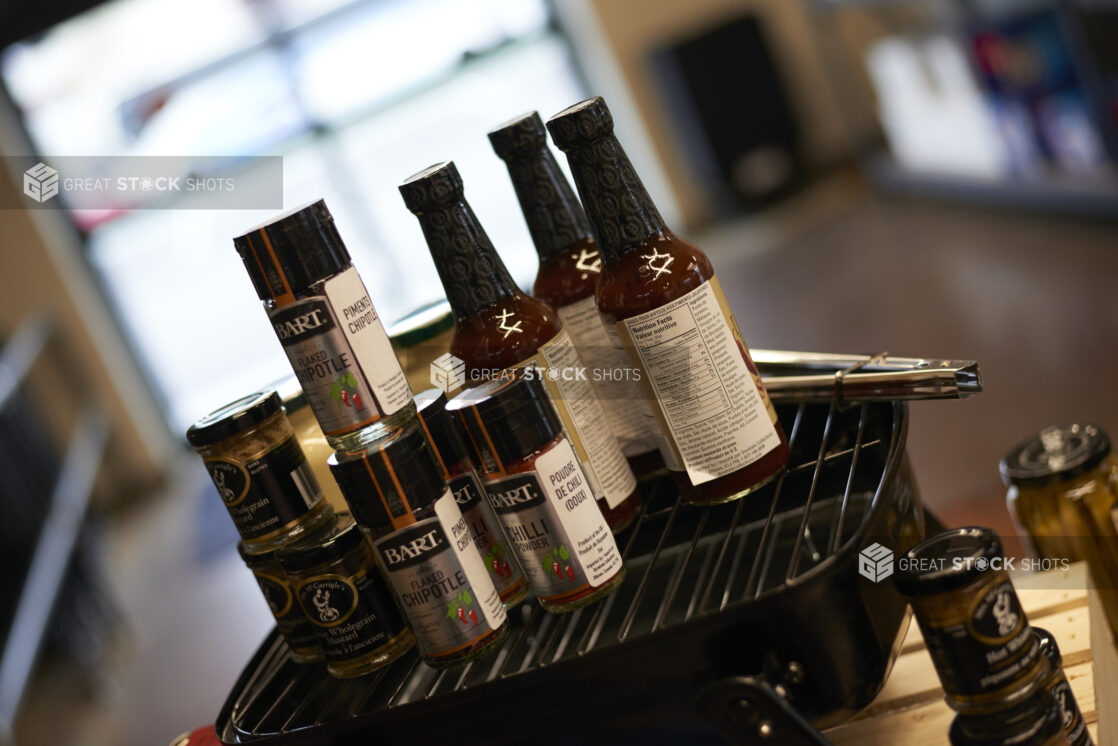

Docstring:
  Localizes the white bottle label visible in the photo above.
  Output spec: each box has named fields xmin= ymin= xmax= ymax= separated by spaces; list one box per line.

xmin=534 ymin=329 xmax=637 ymax=509
xmin=557 ymin=296 xmax=661 ymax=459
xmin=619 ymin=277 xmax=779 ymax=485
xmin=322 ymin=267 xmax=413 ymax=418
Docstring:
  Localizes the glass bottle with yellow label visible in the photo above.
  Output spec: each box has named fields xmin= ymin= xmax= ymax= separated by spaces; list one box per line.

xmin=399 ymin=161 xmax=641 ymax=532
xmin=547 ymin=97 xmax=789 ymax=505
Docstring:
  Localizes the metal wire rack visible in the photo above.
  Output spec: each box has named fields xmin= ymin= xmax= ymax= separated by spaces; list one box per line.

xmin=216 ymin=399 xmax=916 ymax=745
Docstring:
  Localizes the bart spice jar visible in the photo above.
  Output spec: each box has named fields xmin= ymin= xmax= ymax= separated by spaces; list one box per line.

xmin=893 ymin=527 xmax=1044 ymax=714
xmin=238 ymin=535 xmax=329 ymax=664
xmin=447 ymin=371 xmax=626 ymax=613
xmin=328 ymin=421 xmax=508 ymax=668
xmin=1034 ymin=627 xmax=1091 ymax=746
xmin=187 ymin=391 xmax=335 ymax=554
xmin=414 ymin=388 xmax=528 ymax=607
xmin=233 ymin=200 xmax=414 ymax=451
xmin=949 ymin=688 xmax=1069 ymax=746
xmin=276 ymin=515 xmax=413 ymax=678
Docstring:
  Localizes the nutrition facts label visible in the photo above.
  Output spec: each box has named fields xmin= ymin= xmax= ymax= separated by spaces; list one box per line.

xmin=620 ymin=277 xmax=779 ymax=485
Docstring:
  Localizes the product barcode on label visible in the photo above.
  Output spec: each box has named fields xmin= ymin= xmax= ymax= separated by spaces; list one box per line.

xmin=290 ymin=461 xmax=321 ymax=508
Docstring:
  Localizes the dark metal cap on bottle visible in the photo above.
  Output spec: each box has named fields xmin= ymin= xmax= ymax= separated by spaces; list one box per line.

xmin=275 ymin=514 xmax=365 ymax=573
xmin=445 ymin=371 xmax=562 ymax=472
xmin=1000 ymin=424 xmax=1111 ymax=489
xmin=414 ymin=389 xmax=470 ymax=475
xmin=488 ymin=111 xmax=550 ymax=159
xmin=892 ymin=527 xmax=1006 ymax=596
xmin=186 ymin=391 xmax=282 ymax=447
xmin=398 ymin=161 xmax=465 ymax=214
xmin=948 ymin=688 xmax=1062 ymax=745
xmin=546 ymin=96 xmax=615 ymax=150
xmin=233 ymin=200 xmax=351 ymax=301
xmin=327 ymin=421 xmax=447 ymax=531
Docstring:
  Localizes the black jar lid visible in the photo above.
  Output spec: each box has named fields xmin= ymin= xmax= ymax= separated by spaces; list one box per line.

xmin=948 ymin=688 xmax=1061 ymax=746
xmin=546 ymin=96 xmax=614 ymax=151
xmin=233 ymin=199 xmax=351 ymax=301
xmin=488 ymin=111 xmax=548 ymax=160
xmin=276 ymin=514 xmax=364 ymax=573
xmin=445 ymin=370 xmax=561 ymax=471
xmin=399 ymin=161 xmax=464 ymax=214
xmin=186 ymin=391 xmax=282 ymax=447
xmin=1032 ymin=626 xmax=1061 ymax=669
xmin=892 ymin=527 xmax=1006 ymax=597
xmin=414 ymin=388 xmax=469 ymax=475
xmin=327 ymin=420 xmax=446 ymax=531
xmin=1000 ymin=424 xmax=1111 ymax=489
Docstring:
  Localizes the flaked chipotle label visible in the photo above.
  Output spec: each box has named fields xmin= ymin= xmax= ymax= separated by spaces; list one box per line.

xmin=374 ymin=492 xmax=504 ymax=657
xmin=485 ymin=438 xmax=622 ymax=600
xmin=617 ymin=276 xmax=780 ymax=485
xmin=205 ymin=437 xmax=322 ymax=541
xmin=268 ymin=267 xmax=411 ymax=437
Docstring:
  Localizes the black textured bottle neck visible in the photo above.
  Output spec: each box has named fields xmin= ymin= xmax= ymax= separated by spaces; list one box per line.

xmin=415 ymin=199 xmax=520 ymax=319
xmin=558 ymin=134 xmax=666 ymax=265
xmin=502 ymin=146 xmax=593 ymax=263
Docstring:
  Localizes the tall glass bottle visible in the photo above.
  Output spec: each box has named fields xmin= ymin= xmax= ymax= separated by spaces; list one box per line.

xmin=488 ymin=111 xmax=665 ymax=481
xmin=399 ymin=161 xmax=641 ymax=532
xmin=547 ymin=97 xmax=789 ymax=505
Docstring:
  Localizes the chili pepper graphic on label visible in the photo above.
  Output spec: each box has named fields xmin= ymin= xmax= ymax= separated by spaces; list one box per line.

xmin=446 ymin=589 xmax=475 ymax=625
xmin=485 ymin=544 xmax=512 ymax=578
xmin=329 ymin=372 xmax=360 ymax=408
xmin=543 ymin=546 xmax=572 ymax=581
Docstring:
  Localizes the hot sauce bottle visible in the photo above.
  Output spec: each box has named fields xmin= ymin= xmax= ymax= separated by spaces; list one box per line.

xmin=446 ymin=371 xmax=626 ymax=613
xmin=414 ymin=388 xmax=529 ymax=607
xmin=398 ymin=161 xmax=641 ymax=532
xmin=547 ymin=97 xmax=789 ymax=505
xmin=233 ymin=201 xmax=415 ymax=451
xmin=488 ymin=111 xmax=665 ymax=481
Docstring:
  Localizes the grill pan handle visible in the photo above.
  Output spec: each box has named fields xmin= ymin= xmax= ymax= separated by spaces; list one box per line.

xmin=697 ymin=675 xmax=833 ymax=745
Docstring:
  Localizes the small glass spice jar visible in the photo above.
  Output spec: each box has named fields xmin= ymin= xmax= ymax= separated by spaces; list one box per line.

xmin=1001 ymin=424 xmax=1117 ymax=562
xmin=328 ymin=420 xmax=509 ymax=668
xmin=276 ymin=514 xmax=413 ymax=678
xmin=1033 ymin=627 xmax=1092 ymax=746
xmin=415 ymin=388 xmax=528 ymax=607
xmin=238 ymin=531 xmax=331 ymax=664
xmin=447 ymin=370 xmax=626 ymax=613
xmin=949 ymin=688 xmax=1069 ymax=746
xmin=893 ymin=527 xmax=1044 ymax=714
xmin=187 ymin=391 xmax=335 ymax=554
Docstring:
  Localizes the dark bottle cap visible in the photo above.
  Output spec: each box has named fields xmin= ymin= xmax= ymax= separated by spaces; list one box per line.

xmin=892 ymin=527 xmax=1006 ymax=597
xmin=546 ymin=96 xmax=615 ymax=150
xmin=1032 ymin=626 xmax=1061 ymax=671
xmin=1000 ymin=424 xmax=1111 ymax=489
xmin=327 ymin=421 xmax=447 ymax=531
xmin=414 ymin=388 xmax=469 ymax=475
xmin=488 ymin=111 xmax=550 ymax=159
xmin=398 ymin=161 xmax=464 ymax=214
xmin=949 ymin=689 xmax=1062 ymax=745
xmin=276 ymin=514 xmax=365 ymax=573
xmin=489 ymin=111 xmax=595 ymax=262
xmin=233 ymin=200 xmax=351 ymax=301
xmin=186 ymin=391 xmax=283 ymax=447
xmin=445 ymin=370 xmax=562 ymax=471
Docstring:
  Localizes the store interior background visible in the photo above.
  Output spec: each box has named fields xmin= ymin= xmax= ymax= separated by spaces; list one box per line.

xmin=0 ymin=0 xmax=1115 ymax=744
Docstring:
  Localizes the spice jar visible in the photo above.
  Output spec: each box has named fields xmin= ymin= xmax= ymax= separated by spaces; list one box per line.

xmin=893 ymin=527 xmax=1044 ymax=714
xmin=237 ymin=532 xmax=330 ymax=664
xmin=233 ymin=200 xmax=415 ymax=450
xmin=949 ymin=688 xmax=1068 ymax=746
xmin=1001 ymin=424 xmax=1117 ymax=562
xmin=276 ymin=514 xmax=413 ymax=678
xmin=187 ymin=391 xmax=335 ymax=554
xmin=328 ymin=420 xmax=509 ymax=668
xmin=1033 ymin=627 xmax=1091 ymax=746
xmin=415 ymin=388 xmax=529 ymax=607
xmin=447 ymin=370 xmax=626 ymax=613
xmin=1002 ymin=424 xmax=1118 ymax=643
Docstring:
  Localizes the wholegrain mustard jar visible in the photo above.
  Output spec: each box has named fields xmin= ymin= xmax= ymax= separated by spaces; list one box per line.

xmin=187 ymin=391 xmax=334 ymax=554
